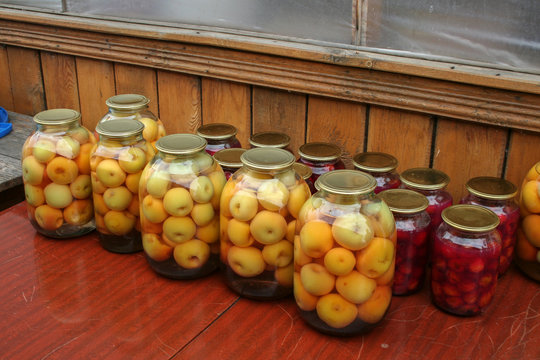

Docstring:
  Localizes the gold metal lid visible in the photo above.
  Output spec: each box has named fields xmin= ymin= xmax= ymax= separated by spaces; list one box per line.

xmin=442 ymin=204 xmax=500 ymax=232
xmin=378 ymin=189 xmax=429 ymax=214
xmin=353 ymin=152 xmax=398 ymax=173
xmin=156 ymin=134 xmax=207 ymax=155
xmin=240 ymin=148 xmax=295 ymax=171
xmin=95 ymin=119 xmax=144 ymax=138
xmin=197 ymin=123 xmax=238 ymax=140
xmin=213 ymin=148 xmax=246 ymax=168
xmin=105 ymin=94 xmax=150 ymax=111
xmin=400 ymin=168 xmax=450 ymax=190
xmin=293 ymin=162 xmax=313 ymax=180
xmin=249 ymin=131 xmax=291 ymax=148
xmin=466 ymin=176 xmax=517 ymax=200
xmin=33 ymin=109 xmax=81 ymax=125
xmin=316 ymin=170 xmax=376 ymax=195
xmin=298 ymin=142 xmax=342 ymax=162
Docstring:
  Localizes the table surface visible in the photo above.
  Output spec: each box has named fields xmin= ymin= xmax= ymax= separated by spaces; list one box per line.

xmin=1 ymin=202 xmax=538 ymax=360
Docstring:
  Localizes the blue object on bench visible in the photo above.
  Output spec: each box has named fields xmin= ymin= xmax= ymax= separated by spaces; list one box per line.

xmin=0 ymin=107 xmax=12 ymax=138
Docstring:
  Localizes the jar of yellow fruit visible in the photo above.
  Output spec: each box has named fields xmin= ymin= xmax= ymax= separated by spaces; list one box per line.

xmin=516 ymin=162 xmax=540 ymax=282
xmin=91 ymin=119 xmax=152 ymax=253
xmin=139 ymin=134 xmax=225 ymax=279
xmin=22 ymin=109 xmax=96 ymax=238
xmin=294 ymin=170 xmax=396 ymax=336
xmin=220 ymin=148 xmax=311 ymax=300
xmin=99 ymin=94 xmax=166 ymax=150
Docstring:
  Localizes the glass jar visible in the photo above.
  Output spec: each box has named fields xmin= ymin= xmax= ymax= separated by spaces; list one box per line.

xmin=139 ymin=134 xmax=225 ymax=279
xmin=431 ymin=205 xmax=501 ymax=316
xmin=293 ymin=162 xmax=314 ymax=194
xmin=353 ymin=152 xmax=401 ymax=194
xmin=213 ymin=148 xmax=246 ymax=180
xmin=295 ymin=170 xmax=396 ymax=336
xmin=298 ymin=142 xmax=345 ymax=185
xmin=516 ymin=162 xmax=540 ymax=282
xmin=197 ymin=123 xmax=241 ymax=156
xmin=91 ymin=119 xmax=152 ymax=253
xmin=220 ymin=148 xmax=311 ymax=300
xmin=100 ymin=94 xmax=166 ymax=149
xmin=379 ymin=189 xmax=430 ymax=295
xmin=21 ymin=109 xmax=96 ymax=238
xmin=460 ymin=177 xmax=519 ymax=276
xmin=249 ymin=131 xmax=291 ymax=152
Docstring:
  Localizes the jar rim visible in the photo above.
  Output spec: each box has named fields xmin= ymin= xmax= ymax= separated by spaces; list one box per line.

xmin=378 ymin=189 xmax=429 ymax=214
xmin=213 ymin=148 xmax=246 ymax=168
xmin=441 ymin=204 xmax=500 ymax=232
xmin=316 ymin=170 xmax=376 ymax=195
xmin=293 ymin=162 xmax=312 ymax=180
xmin=197 ymin=123 xmax=238 ymax=140
xmin=240 ymin=148 xmax=295 ymax=171
xmin=353 ymin=152 xmax=398 ymax=173
xmin=105 ymin=94 xmax=150 ymax=111
xmin=400 ymin=167 xmax=450 ymax=190
xmin=95 ymin=118 xmax=144 ymax=138
xmin=33 ymin=109 xmax=81 ymax=125
xmin=249 ymin=131 xmax=290 ymax=148
xmin=299 ymin=142 xmax=342 ymax=162
xmin=466 ymin=176 xmax=517 ymax=200
xmin=156 ymin=134 xmax=207 ymax=154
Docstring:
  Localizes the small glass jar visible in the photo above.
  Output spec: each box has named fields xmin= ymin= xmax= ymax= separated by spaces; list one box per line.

xmin=220 ymin=148 xmax=311 ymax=300
xmin=295 ymin=170 xmax=396 ymax=336
xmin=249 ymin=131 xmax=291 ymax=152
xmin=293 ymin=162 xmax=315 ymax=194
xmin=460 ymin=177 xmax=519 ymax=276
xmin=100 ymin=94 xmax=166 ymax=148
xmin=213 ymin=148 xmax=246 ymax=180
xmin=22 ymin=109 xmax=96 ymax=238
xmin=379 ymin=189 xmax=430 ymax=295
xmin=298 ymin=142 xmax=345 ymax=185
xmin=431 ymin=205 xmax=501 ymax=316
xmin=516 ymin=162 xmax=540 ymax=282
xmin=197 ymin=123 xmax=241 ymax=156
xmin=139 ymin=134 xmax=225 ymax=279
xmin=91 ymin=119 xmax=152 ymax=253
xmin=353 ymin=152 xmax=401 ymax=194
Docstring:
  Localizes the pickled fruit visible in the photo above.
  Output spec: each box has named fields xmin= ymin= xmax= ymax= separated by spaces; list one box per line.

xmin=353 ymin=152 xmax=401 ymax=194
xmin=298 ymin=142 xmax=345 ymax=185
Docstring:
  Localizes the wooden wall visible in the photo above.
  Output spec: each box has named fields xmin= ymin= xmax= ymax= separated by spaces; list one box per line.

xmin=1 ymin=44 xmax=540 ymax=202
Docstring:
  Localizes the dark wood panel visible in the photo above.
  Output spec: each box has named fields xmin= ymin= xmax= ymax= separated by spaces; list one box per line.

xmin=114 ymin=63 xmax=159 ymax=115
xmin=41 ymin=51 xmax=80 ymax=110
xmin=0 ymin=45 xmax=14 ymax=111
xmin=505 ymin=130 xmax=540 ymax=189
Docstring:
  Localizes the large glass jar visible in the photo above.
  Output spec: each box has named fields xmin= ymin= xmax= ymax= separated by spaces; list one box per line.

xmin=460 ymin=177 xmax=519 ymax=276
xmin=22 ymin=109 xmax=96 ymax=238
xmin=516 ymin=162 xmax=540 ymax=282
xmin=298 ymin=142 xmax=345 ymax=186
xmin=431 ymin=205 xmax=501 ymax=316
xmin=293 ymin=162 xmax=315 ymax=194
xmin=213 ymin=148 xmax=246 ymax=180
xmin=197 ymin=123 xmax=241 ymax=156
xmin=353 ymin=152 xmax=401 ymax=194
xmin=91 ymin=119 xmax=152 ymax=253
xmin=295 ymin=170 xmax=396 ymax=336
xmin=249 ymin=131 xmax=291 ymax=152
xmin=100 ymin=94 xmax=166 ymax=149
xmin=379 ymin=189 xmax=430 ymax=295
xmin=139 ymin=134 xmax=225 ymax=279
xmin=220 ymin=148 xmax=311 ymax=300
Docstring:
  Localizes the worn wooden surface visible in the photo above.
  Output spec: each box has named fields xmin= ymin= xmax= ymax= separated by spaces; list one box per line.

xmin=6 ymin=47 xmax=45 ymax=115
xmin=0 ymin=111 xmax=33 ymax=191
xmin=0 ymin=202 xmax=538 ymax=360
xmin=41 ymin=52 xmax=80 ymax=111
xmin=0 ymin=45 xmax=14 ymax=111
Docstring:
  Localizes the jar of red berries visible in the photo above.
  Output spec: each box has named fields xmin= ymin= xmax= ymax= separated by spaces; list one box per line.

xmin=196 ymin=123 xmax=241 ymax=156
xmin=298 ymin=142 xmax=345 ymax=186
xmin=353 ymin=152 xmax=401 ymax=194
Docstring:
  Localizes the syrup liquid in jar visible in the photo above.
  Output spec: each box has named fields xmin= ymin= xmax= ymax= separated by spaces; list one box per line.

xmin=197 ymin=123 xmax=241 ymax=156
xmin=353 ymin=152 xmax=401 ymax=194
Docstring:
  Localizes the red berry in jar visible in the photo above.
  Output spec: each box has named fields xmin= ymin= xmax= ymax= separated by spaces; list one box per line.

xmin=197 ymin=123 xmax=242 ymax=156
xmin=298 ymin=142 xmax=345 ymax=185
xmin=353 ymin=152 xmax=401 ymax=194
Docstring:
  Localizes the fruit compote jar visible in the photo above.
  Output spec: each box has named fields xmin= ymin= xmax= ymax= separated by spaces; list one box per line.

xmin=22 ymin=109 xmax=96 ymax=238
xmin=295 ymin=170 xmax=396 ymax=336
xmin=91 ymin=119 xmax=153 ymax=253
xmin=353 ymin=152 xmax=401 ymax=194
xmin=197 ymin=123 xmax=241 ymax=156
xmin=220 ymin=148 xmax=311 ymax=300
xmin=379 ymin=189 xmax=430 ymax=295
xmin=293 ymin=162 xmax=315 ymax=194
xmin=460 ymin=177 xmax=519 ymax=276
xmin=249 ymin=131 xmax=291 ymax=152
xmin=516 ymin=162 xmax=540 ymax=282
xmin=431 ymin=205 xmax=501 ymax=316
xmin=100 ymin=94 xmax=166 ymax=150
xmin=298 ymin=142 xmax=345 ymax=186
xmin=213 ymin=148 xmax=246 ymax=180
xmin=139 ymin=134 xmax=225 ymax=279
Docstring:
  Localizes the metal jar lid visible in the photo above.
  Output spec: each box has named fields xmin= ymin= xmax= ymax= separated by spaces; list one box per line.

xmin=442 ymin=204 xmax=500 ymax=233
xmin=156 ymin=134 xmax=207 ymax=155
xmin=213 ymin=148 xmax=246 ymax=168
xmin=33 ymin=109 xmax=81 ymax=125
xmin=293 ymin=162 xmax=313 ymax=180
xmin=316 ymin=170 xmax=376 ymax=196
xmin=353 ymin=152 xmax=398 ymax=173
xmin=378 ymin=189 xmax=429 ymax=214
xmin=249 ymin=131 xmax=290 ymax=148
xmin=298 ymin=142 xmax=342 ymax=162
xmin=106 ymin=94 xmax=150 ymax=111
xmin=95 ymin=118 xmax=144 ymax=138
xmin=197 ymin=123 xmax=238 ymax=140
xmin=240 ymin=148 xmax=295 ymax=172
xmin=400 ymin=168 xmax=450 ymax=190
xmin=466 ymin=176 xmax=517 ymax=200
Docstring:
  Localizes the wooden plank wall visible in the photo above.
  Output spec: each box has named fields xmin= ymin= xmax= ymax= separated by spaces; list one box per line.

xmin=1 ymin=45 xmax=539 ymax=202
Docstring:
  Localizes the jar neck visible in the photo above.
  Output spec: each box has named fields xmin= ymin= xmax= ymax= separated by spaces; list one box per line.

xmin=318 ymin=189 xmax=374 ymax=205
xmin=36 ymin=121 xmax=79 ymax=133
xmin=245 ymin=165 xmax=293 ymax=176
xmin=99 ymin=133 xmax=144 ymax=146
xmin=109 ymin=107 xmax=147 ymax=116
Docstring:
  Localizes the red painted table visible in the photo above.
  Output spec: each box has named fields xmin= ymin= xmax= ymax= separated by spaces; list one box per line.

xmin=0 ymin=203 xmax=538 ymax=359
